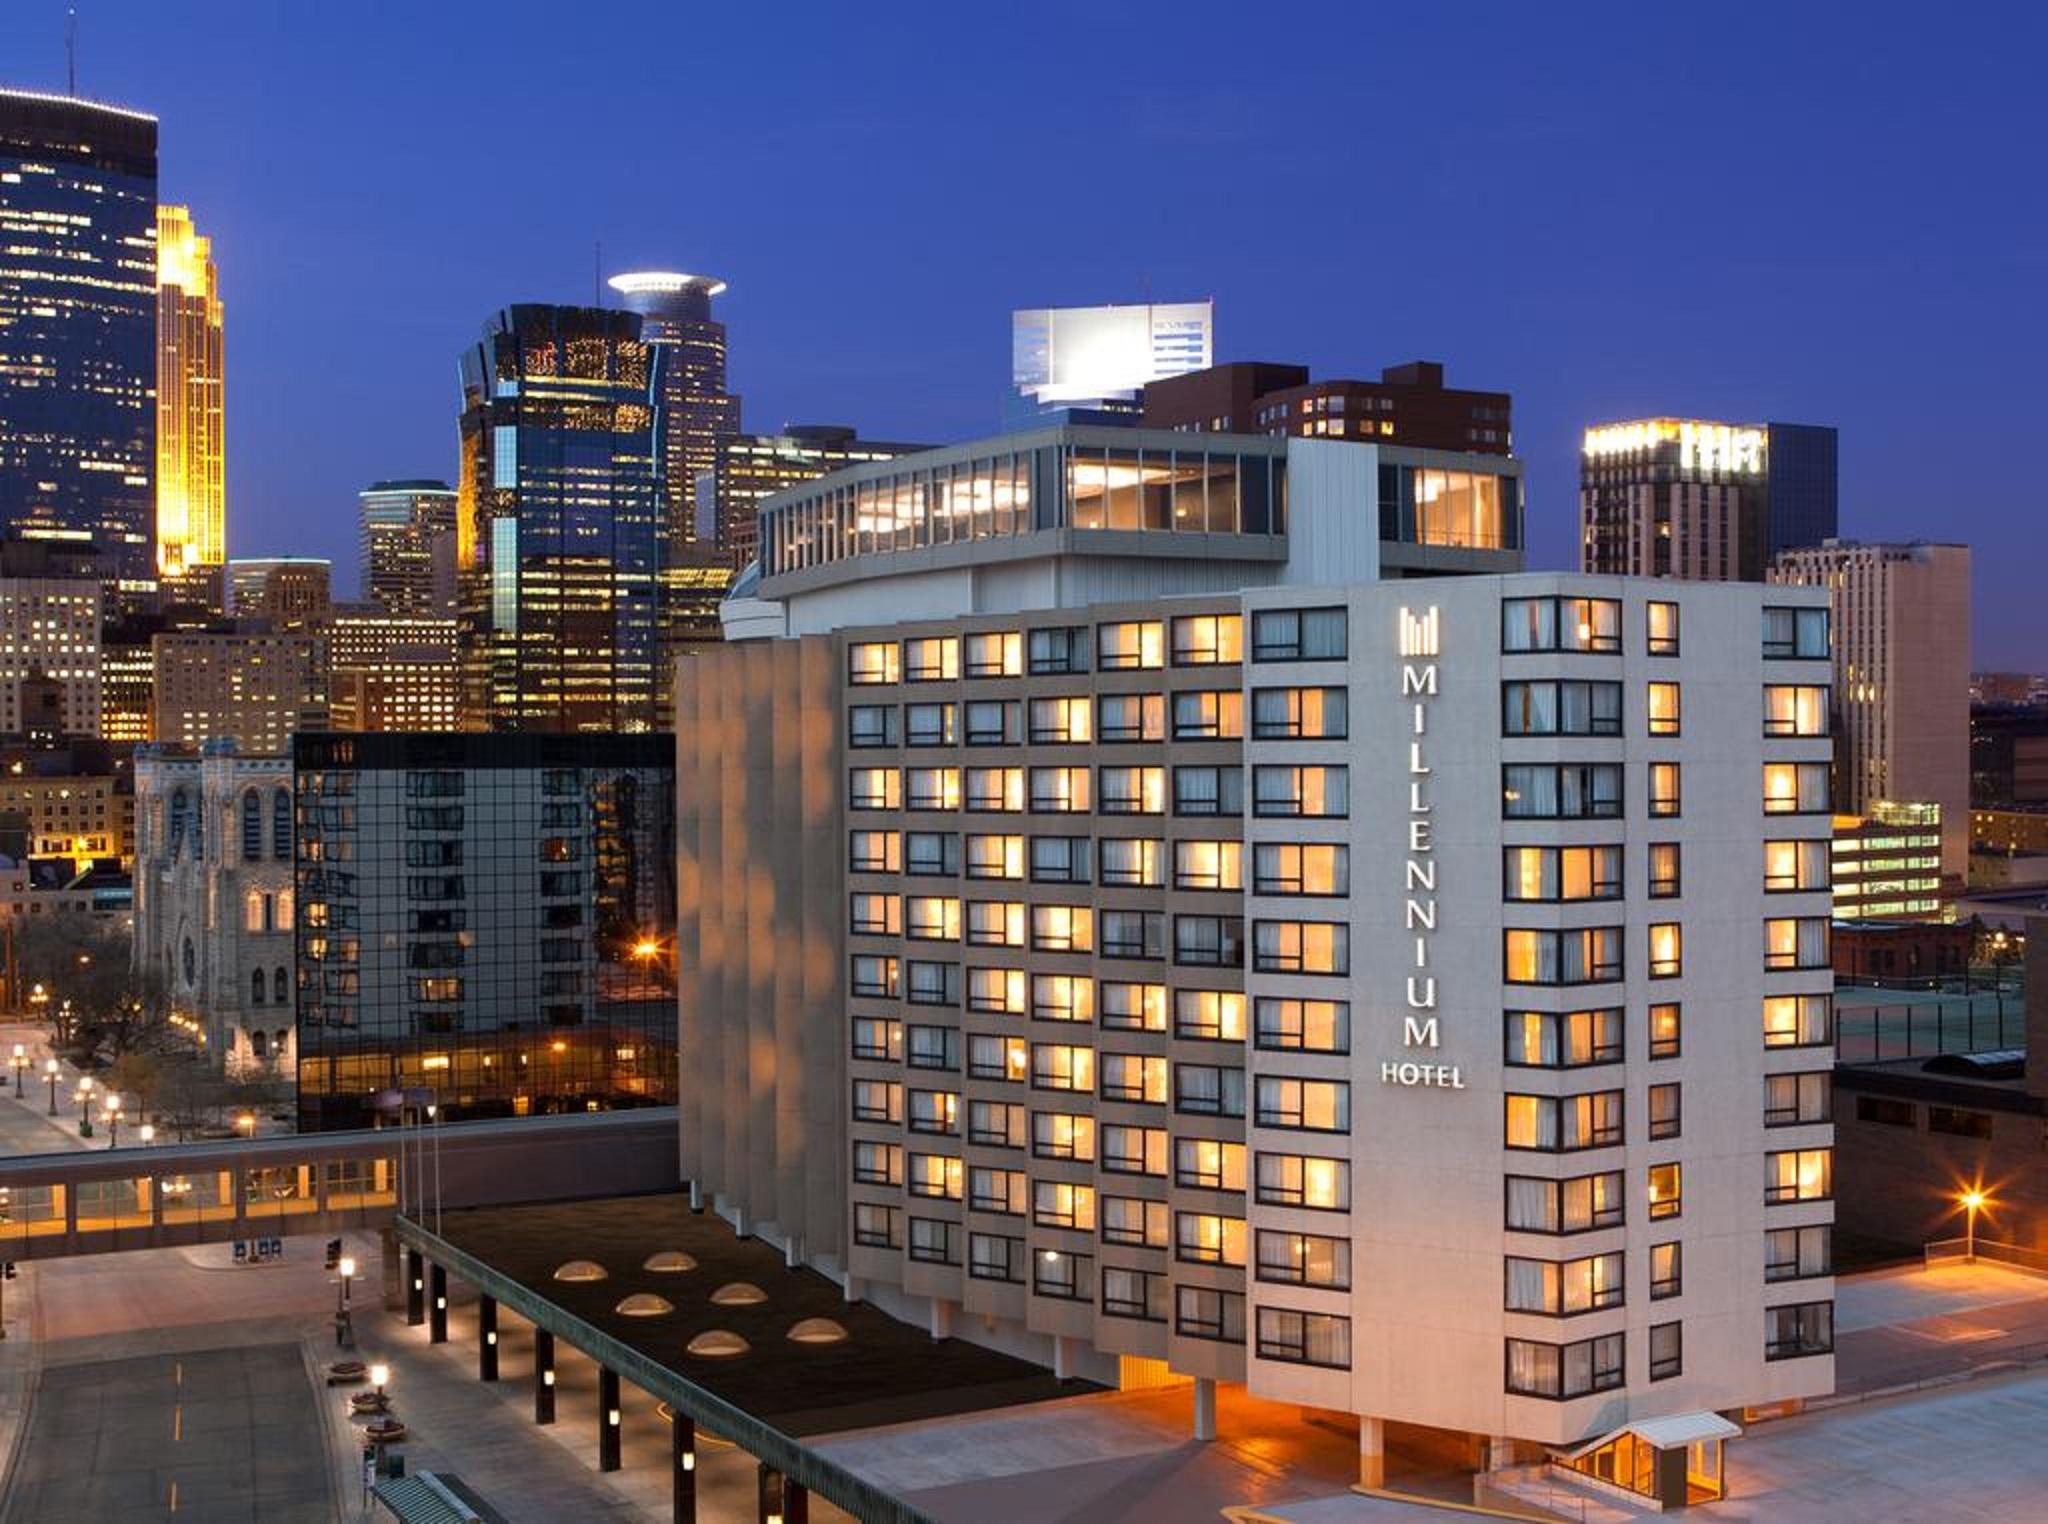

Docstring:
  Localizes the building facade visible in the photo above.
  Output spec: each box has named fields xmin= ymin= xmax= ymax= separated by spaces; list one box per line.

xmin=1145 ymin=360 xmax=1512 ymax=456
xmin=681 ymin=426 xmax=1832 ymax=1487
xmin=133 ymin=741 xmax=297 ymax=1072
xmin=1831 ymin=803 xmax=1944 ymax=922
xmin=0 ymin=743 xmax=133 ymax=868
xmin=0 ymin=540 xmax=101 ymax=739
xmin=1580 ymin=421 xmax=1837 ymax=583
xmin=293 ymin=731 xmax=677 ymax=1132
xmin=359 ymin=480 xmax=457 ymax=617
xmin=155 ymin=204 xmax=225 ymax=589
xmin=0 ymin=90 xmax=158 ymax=614
xmin=327 ymin=610 xmax=460 ymax=732
xmin=227 ymin=557 xmax=333 ymax=628
xmin=151 ymin=625 xmax=329 ymax=753
xmin=701 ymin=425 xmax=931 ymax=567
xmin=455 ymin=305 xmax=663 ymax=733
xmin=1770 ymin=541 xmax=1971 ymax=884
xmin=606 ymin=272 xmax=740 ymax=555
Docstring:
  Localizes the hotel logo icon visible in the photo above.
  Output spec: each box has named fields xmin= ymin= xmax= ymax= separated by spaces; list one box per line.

xmin=1398 ymin=605 xmax=1440 ymax=658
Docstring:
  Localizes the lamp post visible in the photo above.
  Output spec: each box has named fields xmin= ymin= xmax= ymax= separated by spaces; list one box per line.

xmin=236 ymin=1112 xmax=255 ymax=1140
xmin=43 ymin=1058 xmax=58 ymax=1115
xmin=138 ymin=1122 xmax=155 ymax=1147
xmin=10 ymin=1042 xmax=25 ymax=1097
xmin=1961 ymin=1188 xmax=1988 ymax=1262
xmin=336 ymin=1254 xmax=356 ymax=1348
xmin=102 ymin=1098 xmax=122 ymax=1148
xmin=74 ymin=1077 xmax=93 ymax=1137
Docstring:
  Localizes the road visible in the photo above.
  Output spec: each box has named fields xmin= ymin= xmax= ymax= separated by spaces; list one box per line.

xmin=1 ymin=1241 xmax=344 ymax=1523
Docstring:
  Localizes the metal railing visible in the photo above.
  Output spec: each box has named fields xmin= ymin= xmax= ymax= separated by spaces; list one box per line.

xmin=1924 ymin=1237 xmax=2048 ymax=1276
xmin=1834 ymin=991 xmax=2020 ymax=1064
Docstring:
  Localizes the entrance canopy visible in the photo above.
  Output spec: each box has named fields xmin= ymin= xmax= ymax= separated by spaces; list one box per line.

xmin=1560 ymin=1410 xmax=1741 ymax=1459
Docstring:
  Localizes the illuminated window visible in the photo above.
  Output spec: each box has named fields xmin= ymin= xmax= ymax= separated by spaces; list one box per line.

xmin=1502 ymin=845 xmax=1620 ymax=902
xmin=1172 ymin=689 xmax=1243 ymax=740
xmin=1174 ymin=1211 xmax=1246 ymax=1267
xmin=1647 ymin=1163 xmax=1682 ymax=1220
xmin=1765 ymin=1148 xmax=1832 ymax=1204
xmin=1029 ymin=767 xmax=1092 ymax=814
xmin=1255 ymin=1077 xmax=1350 ymax=1132
xmin=963 ymin=630 xmax=1022 ymax=677
xmin=1646 ymin=600 xmax=1680 ymax=656
xmin=1254 ymin=920 xmax=1348 ymax=975
xmin=1253 ymin=764 xmax=1347 ymax=818
xmin=1504 ymin=1252 xmax=1623 ymax=1314
xmin=1504 ymin=1009 xmax=1622 ymax=1068
xmin=848 ymin=642 xmax=899 ymax=685
xmin=1176 ymin=1138 xmax=1246 ymax=1192
xmin=1764 ymin=839 xmax=1830 ymax=892
xmin=1649 ymin=1003 xmax=1681 ymax=1060
xmin=901 ymin=636 xmax=959 ymax=682
xmin=1096 ymin=621 xmax=1164 ymax=671
xmin=1252 ymin=687 xmax=1348 ymax=739
xmin=1648 ymin=923 xmax=1682 ymax=979
xmin=1171 ymin=613 xmax=1243 ymax=666
xmin=1501 ymin=597 xmax=1621 ymax=654
xmin=1648 ymin=763 xmax=1681 ymax=818
xmin=1764 ymin=917 xmax=1830 ymax=971
xmin=1098 ymin=837 xmax=1163 ymax=887
xmin=1763 ymin=994 xmax=1832 ymax=1047
xmin=1175 ymin=989 xmax=1247 ymax=1042
xmin=1763 ymin=685 xmax=1830 ymax=737
xmin=1763 ymin=762 xmax=1830 ymax=814
xmin=1100 ymin=981 xmax=1166 ymax=1032
xmin=1256 ymin=1152 xmax=1349 ymax=1210
xmin=1501 ymin=681 xmax=1621 ymax=736
xmin=1028 ymin=697 xmax=1093 ymax=744
xmin=1647 ymin=682 xmax=1681 ymax=736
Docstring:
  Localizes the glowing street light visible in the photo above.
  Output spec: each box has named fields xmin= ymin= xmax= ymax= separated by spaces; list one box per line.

xmin=9 ymin=1042 xmax=27 ymax=1097
xmin=1960 ymin=1187 xmax=1990 ymax=1261
xmin=236 ymin=1112 xmax=256 ymax=1139
xmin=43 ymin=1057 xmax=59 ymax=1115
xmin=138 ymin=1122 xmax=155 ymax=1147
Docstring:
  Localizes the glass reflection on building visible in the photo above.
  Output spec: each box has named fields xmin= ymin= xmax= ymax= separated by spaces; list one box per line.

xmin=292 ymin=732 xmax=676 ymax=1131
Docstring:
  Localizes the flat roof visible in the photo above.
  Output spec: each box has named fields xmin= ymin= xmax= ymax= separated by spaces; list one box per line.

xmin=406 ymin=1194 xmax=1081 ymax=1438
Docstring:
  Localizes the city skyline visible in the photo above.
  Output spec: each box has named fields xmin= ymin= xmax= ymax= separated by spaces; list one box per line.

xmin=4 ymin=2 xmax=2041 ymax=665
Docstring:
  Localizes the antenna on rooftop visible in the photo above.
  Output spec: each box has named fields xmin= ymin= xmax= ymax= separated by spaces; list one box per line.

xmin=66 ymin=8 xmax=77 ymax=95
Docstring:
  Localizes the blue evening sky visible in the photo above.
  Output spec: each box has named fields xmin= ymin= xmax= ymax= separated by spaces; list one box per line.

xmin=16 ymin=0 xmax=2043 ymax=664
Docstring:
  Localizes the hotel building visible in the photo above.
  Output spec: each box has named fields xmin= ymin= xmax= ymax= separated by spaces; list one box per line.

xmin=155 ymin=205 xmax=225 ymax=600
xmin=1580 ymin=420 xmax=1837 ymax=583
xmin=1770 ymin=540 xmax=1971 ymax=887
xmin=292 ymin=732 xmax=676 ymax=1132
xmin=680 ymin=427 xmax=1833 ymax=1501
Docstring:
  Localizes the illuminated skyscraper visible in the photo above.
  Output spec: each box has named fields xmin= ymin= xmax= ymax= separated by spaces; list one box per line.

xmin=606 ymin=272 xmax=739 ymax=552
xmin=456 ymin=305 xmax=663 ymax=733
xmin=155 ymin=205 xmax=224 ymax=595
xmin=0 ymin=89 xmax=158 ymax=611
xmin=359 ymin=479 xmax=457 ymax=616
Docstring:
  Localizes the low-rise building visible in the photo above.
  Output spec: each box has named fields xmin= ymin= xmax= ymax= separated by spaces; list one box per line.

xmin=132 ymin=741 xmax=296 ymax=1073
xmin=1831 ymin=803 xmax=1945 ymax=921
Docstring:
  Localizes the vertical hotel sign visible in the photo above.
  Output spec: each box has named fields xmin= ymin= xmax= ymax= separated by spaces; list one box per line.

xmin=1384 ymin=606 xmax=1463 ymax=1090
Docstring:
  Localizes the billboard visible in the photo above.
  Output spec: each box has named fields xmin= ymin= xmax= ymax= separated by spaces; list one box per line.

xmin=1012 ymin=301 xmax=1213 ymax=406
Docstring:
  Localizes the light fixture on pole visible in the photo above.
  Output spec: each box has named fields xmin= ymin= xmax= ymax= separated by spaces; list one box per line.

xmin=1960 ymin=1187 xmax=1989 ymax=1261
xmin=42 ymin=1057 xmax=58 ymax=1115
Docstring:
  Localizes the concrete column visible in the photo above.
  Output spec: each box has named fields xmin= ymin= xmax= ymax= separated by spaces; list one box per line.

xmin=1052 ymin=1336 xmax=1072 ymax=1382
xmin=928 ymin=1297 xmax=954 ymax=1341
xmin=1358 ymin=1415 xmax=1386 ymax=1488
xmin=380 ymin=1228 xmax=402 ymax=1311
xmin=1484 ymin=1435 xmax=1517 ymax=1472
xmin=842 ymin=1274 xmax=864 ymax=1305
xmin=1192 ymin=1377 xmax=1217 ymax=1442
xmin=428 ymin=1263 xmax=447 ymax=1343
xmin=478 ymin=1294 xmax=498 ymax=1382
xmin=404 ymin=1248 xmax=424 ymax=1326
xmin=687 ymin=1179 xmax=703 ymax=1212
xmin=598 ymin=1366 xmax=622 ymax=1472
xmin=672 ymin=1412 xmax=697 ymax=1523
xmin=533 ymin=1329 xmax=556 ymax=1424
xmin=784 ymin=1236 xmax=802 ymax=1269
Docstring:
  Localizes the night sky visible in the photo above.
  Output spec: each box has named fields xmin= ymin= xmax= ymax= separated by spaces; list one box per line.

xmin=18 ymin=1 xmax=2044 ymax=665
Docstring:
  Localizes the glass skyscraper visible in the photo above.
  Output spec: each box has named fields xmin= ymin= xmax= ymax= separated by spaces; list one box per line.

xmin=455 ymin=305 xmax=664 ymax=733
xmin=0 ymin=89 xmax=158 ymax=612
xmin=359 ymin=478 xmax=457 ymax=616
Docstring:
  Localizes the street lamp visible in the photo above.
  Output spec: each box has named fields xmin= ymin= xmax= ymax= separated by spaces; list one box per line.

xmin=336 ymin=1254 xmax=357 ymax=1349
xmin=43 ymin=1057 xmax=58 ymax=1115
xmin=139 ymin=1122 xmax=155 ymax=1147
xmin=10 ymin=1042 xmax=25 ymax=1097
xmin=101 ymin=1098 xmax=123 ymax=1148
xmin=74 ymin=1077 xmax=94 ymax=1136
xmin=369 ymin=1362 xmax=389 ymax=1407
xmin=1961 ymin=1187 xmax=1990 ymax=1261
xmin=236 ymin=1112 xmax=255 ymax=1139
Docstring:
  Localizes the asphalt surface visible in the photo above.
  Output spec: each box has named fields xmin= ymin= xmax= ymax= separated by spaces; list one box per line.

xmin=5 ymin=1342 xmax=332 ymax=1522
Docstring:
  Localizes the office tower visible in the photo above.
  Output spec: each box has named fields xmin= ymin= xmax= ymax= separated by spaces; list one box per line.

xmin=97 ymin=616 xmax=158 ymax=743
xmin=1830 ymin=803 xmax=1944 ymax=921
xmin=1010 ymin=301 xmax=1213 ymax=424
xmin=681 ymin=425 xmax=1832 ymax=1492
xmin=1144 ymin=361 xmax=1512 ymax=455
xmin=0 ymin=541 xmax=102 ymax=739
xmin=133 ymin=740 xmax=296 ymax=1069
xmin=1580 ymin=420 xmax=1837 ymax=581
xmin=326 ymin=608 xmax=460 ymax=731
xmin=292 ymin=731 xmax=677 ymax=1131
xmin=155 ymin=205 xmax=225 ymax=599
xmin=1765 ymin=424 xmax=1838 ymax=555
xmin=1770 ymin=540 xmax=1971 ymax=885
xmin=456 ymin=305 xmax=664 ymax=734
xmin=359 ymin=479 xmax=457 ymax=616
xmin=1972 ymin=705 xmax=2048 ymax=807
xmin=151 ymin=625 xmax=328 ymax=753
xmin=227 ymin=557 xmax=333 ymax=628
xmin=606 ymin=273 xmax=740 ymax=551
xmin=0 ymin=89 xmax=158 ymax=612
xmin=702 ymin=425 xmax=932 ymax=566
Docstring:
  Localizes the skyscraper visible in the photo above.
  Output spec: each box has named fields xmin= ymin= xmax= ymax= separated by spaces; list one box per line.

xmin=0 ymin=89 xmax=158 ymax=611
xmin=700 ymin=424 xmax=932 ymax=566
xmin=606 ymin=272 xmax=739 ymax=553
xmin=1580 ymin=418 xmax=1837 ymax=581
xmin=227 ymin=557 xmax=332 ymax=628
xmin=456 ymin=304 xmax=663 ymax=733
xmin=359 ymin=478 xmax=457 ymax=615
xmin=155 ymin=204 xmax=224 ymax=596
xmin=1770 ymin=539 xmax=1972 ymax=885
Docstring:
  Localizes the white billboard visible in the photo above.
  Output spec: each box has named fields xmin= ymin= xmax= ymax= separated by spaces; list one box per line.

xmin=1012 ymin=300 xmax=1213 ymax=405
